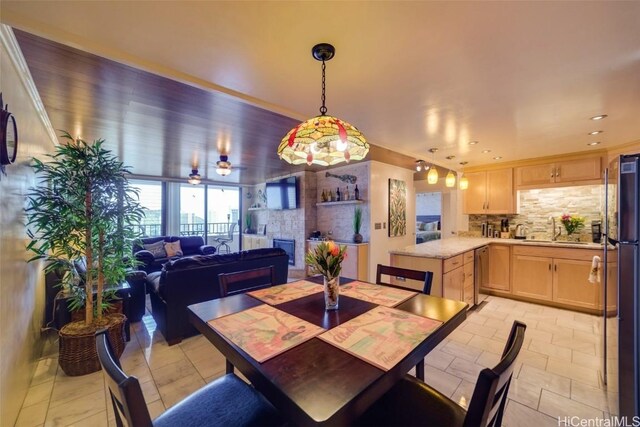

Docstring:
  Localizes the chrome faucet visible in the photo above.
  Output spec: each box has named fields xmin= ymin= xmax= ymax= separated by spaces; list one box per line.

xmin=548 ymin=216 xmax=562 ymax=241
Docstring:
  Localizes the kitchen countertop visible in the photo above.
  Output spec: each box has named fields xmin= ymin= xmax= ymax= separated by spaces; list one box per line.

xmin=390 ymin=237 xmax=605 ymax=259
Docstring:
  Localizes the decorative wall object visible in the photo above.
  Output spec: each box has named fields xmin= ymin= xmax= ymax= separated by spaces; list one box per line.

xmin=388 ymin=178 xmax=407 ymax=237
xmin=325 ymin=171 xmax=357 ymax=184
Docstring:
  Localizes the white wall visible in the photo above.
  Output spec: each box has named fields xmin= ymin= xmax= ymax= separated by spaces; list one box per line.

xmin=416 ymin=192 xmax=441 ymax=216
xmin=368 ymin=161 xmax=416 ymax=281
xmin=0 ymin=26 xmax=57 ymax=426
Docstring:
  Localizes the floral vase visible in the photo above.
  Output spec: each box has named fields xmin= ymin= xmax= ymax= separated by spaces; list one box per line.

xmin=567 ymin=233 xmax=580 ymax=242
xmin=323 ymin=276 xmax=340 ymax=310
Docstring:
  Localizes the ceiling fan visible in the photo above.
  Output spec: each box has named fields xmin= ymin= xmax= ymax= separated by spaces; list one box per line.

xmin=215 ymin=154 xmax=232 ymax=177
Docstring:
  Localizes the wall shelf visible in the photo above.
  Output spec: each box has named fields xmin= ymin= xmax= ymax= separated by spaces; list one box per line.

xmin=316 ymin=200 xmax=364 ymax=207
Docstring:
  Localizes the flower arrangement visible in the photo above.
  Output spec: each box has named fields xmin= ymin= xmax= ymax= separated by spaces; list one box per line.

xmin=305 ymin=241 xmax=347 ymax=279
xmin=560 ymin=213 xmax=585 ymax=235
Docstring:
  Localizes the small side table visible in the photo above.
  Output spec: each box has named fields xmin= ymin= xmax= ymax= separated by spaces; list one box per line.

xmin=54 ymin=282 xmax=131 ymax=341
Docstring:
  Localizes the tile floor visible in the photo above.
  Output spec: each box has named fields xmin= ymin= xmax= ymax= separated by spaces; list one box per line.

xmin=14 ymin=295 xmax=618 ymax=426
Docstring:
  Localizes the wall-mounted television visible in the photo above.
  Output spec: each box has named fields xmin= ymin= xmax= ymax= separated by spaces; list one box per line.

xmin=266 ymin=177 xmax=298 ymax=210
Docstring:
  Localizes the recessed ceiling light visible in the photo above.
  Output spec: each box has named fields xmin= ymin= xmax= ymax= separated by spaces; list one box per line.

xmin=459 ymin=161 xmax=468 ymax=165
xmin=446 ymin=155 xmax=455 ymax=160
xmin=482 ymin=150 xmax=491 ymax=153
xmin=589 ymin=130 xmax=603 ymax=135
xmin=493 ymin=156 xmax=502 ymax=160
xmin=590 ymin=115 xmax=608 ymax=121
xmin=587 ymin=141 xmax=601 ymax=146
xmin=469 ymin=141 xmax=479 ymax=145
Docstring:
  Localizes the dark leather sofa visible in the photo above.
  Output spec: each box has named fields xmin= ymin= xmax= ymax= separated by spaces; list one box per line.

xmin=147 ymin=248 xmax=289 ymax=345
xmin=133 ymin=236 xmax=216 ymax=273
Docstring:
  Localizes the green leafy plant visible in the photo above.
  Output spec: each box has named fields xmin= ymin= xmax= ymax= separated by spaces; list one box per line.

xmin=305 ymin=241 xmax=347 ymax=279
xmin=560 ymin=213 xmax=585 ymax=235
xmin=26 ymin=131 xmax=144 ymax=325
xmin=353 ymin=206 xmax=362 ymax=234
xmin=245 ymin=213 xmax=253 ymax=233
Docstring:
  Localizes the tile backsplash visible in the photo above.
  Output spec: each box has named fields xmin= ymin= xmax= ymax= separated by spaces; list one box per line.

xmin=468 ymin=185 xmax=603 ymax=241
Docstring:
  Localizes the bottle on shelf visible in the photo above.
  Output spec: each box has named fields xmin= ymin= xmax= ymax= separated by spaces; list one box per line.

xmin=336 ymin=187 xmax=341 ymax=202
xmin=345 ymin=185 xmax=350 ymax=201
xmin=328 ymin=189 xmax=334 ymax=201
xmin=354 ymin=184 xmax=360 ymax=200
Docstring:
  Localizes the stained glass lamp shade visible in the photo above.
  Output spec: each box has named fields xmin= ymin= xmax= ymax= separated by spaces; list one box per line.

xmin=278 ymin=115 xmax=369 ymax=166
xmin=278 ymin=43 xmax=368 ymax=167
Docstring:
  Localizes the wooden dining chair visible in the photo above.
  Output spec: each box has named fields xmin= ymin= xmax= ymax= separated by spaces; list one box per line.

xmin=218 ymin=265 xmax=276 ymax=298
xmin=356 ymin=321 xmax=527 ymax=427
xmin=376 ymin=264 xmax=434 ymax=295
xmin=96 ymin=329 xmax=283 ymax=427
xmin=376 ymin=264 xmax=434 ymax=380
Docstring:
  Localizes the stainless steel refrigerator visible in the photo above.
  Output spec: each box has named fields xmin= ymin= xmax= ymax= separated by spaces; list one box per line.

xmin=603 ymin=153 xmax=640 ymax=417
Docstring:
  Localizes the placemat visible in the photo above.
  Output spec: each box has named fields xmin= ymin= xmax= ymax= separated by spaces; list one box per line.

xmin=248 ymin=280 xmax=324 ymax=305
xmin=340 ymin=281 xmax=417 ymax=307
xmin=318 ymin=306 xmax=442 ymax=371
xmin=208 ymin=304 xmax=325 ymax=363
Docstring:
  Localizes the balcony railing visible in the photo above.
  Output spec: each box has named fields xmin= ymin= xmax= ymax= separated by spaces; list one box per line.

xmin=135 ymin=222 xmax=236 ymax=238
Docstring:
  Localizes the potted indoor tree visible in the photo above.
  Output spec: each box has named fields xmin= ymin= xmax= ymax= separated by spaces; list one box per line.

xmin=26 ymin=131 xmax=144 ymax=376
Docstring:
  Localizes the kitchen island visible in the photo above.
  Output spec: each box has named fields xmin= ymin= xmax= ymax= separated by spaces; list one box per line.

xmin=390 ymin=237 xmax=612 ymax=314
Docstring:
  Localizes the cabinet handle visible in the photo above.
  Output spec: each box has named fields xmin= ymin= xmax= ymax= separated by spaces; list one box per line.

xmin=554 ymin=264 xmax=557 ymax=272
xmin=548 ymin=264 xmax=551 ymax=271
xmin=550 ymin=168 xmax=555 ymax=179
xmin=556 ymin=167 xmax=560 ymax=178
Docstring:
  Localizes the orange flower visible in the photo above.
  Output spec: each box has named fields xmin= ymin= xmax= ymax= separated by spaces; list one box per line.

xmin=327 ymin=241 xmax=340 ymax=256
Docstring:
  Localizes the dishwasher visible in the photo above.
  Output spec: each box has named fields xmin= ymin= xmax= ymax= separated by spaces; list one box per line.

xmin=474 ymin=246 xmax=489 ymax=305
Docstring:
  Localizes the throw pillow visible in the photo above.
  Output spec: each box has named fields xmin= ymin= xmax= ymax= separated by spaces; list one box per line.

xmin=143 ymin=241 xmax=167 ymax=258
xmin=424 ymin=221 xmax=438 ymax=231
xmin=416 ymin=221 xmax=424 ymax=232
xmin=164 ymin=240 xmax=183 ymax=258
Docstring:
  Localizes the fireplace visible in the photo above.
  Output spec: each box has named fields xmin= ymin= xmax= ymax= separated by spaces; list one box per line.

xmin=273 ymin=238 xmax=295 ymax=266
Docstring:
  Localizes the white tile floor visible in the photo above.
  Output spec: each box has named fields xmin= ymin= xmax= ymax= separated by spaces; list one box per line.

xmin=14 ymin=295 xmax=618 ymax=426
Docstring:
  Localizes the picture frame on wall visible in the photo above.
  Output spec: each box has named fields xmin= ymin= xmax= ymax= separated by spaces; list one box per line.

xmin=388 ymin=178 xmax=407 ymax=237
xmin=258 ymin=224 xmax=266 ymax=235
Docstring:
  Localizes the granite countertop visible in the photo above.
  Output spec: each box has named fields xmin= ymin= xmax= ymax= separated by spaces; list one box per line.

xmin=390 ymin=237 xmax=605 ymax=259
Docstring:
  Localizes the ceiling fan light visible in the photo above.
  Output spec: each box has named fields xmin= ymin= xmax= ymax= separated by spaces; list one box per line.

xmin=188 ymin=168 xmax=201 ymax=185
xmin=427 ymin=167 xmax=439 ymax=184
xmin=216 ymin=167 xmax=231 ymax=177
xmin=459 ymin=176 xmax=469 ymax=190
xmin=445 ymin=170 xmax=456 ymax=187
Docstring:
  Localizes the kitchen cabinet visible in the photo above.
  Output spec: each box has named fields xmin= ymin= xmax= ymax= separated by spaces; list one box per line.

xmin=515 ymin=156 xmax=601 ymax=189
xmin=242 ymin=235 xmax=268 ymax=250
xmin=463 ymin=168 xmax=515 ymax=214
xmin=511 ymin=246 xmax=601 ymax=311
xmin=512 ymin=255 xmax=553 ymax=300
xmin=307 ymin=240 xmax=369 ymax=281
xmin=486 ymin=244 xmax=511 ymax=291
xmin=390 ymin=249 xmax=474 ymax=307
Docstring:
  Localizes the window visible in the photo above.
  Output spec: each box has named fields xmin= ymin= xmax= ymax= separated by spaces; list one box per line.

xmin=129 ymin=179 xmax=164 ymax=237
xmin=179 ymin=184 xmax=205 ymax=237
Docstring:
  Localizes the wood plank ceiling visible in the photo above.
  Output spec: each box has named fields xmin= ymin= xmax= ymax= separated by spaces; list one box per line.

xmin=15 ymin=30 xmax=411 ymax=185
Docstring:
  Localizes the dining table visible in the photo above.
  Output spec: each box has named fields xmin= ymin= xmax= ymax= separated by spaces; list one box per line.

xmin=188 ymin=277 xmax=468 ymax=426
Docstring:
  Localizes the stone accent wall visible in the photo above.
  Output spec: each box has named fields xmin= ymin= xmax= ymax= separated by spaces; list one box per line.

xmin=315 ymin=162 xmax=370 ymax=243
xmin=468 ymin=185 xmax=603 ymax=241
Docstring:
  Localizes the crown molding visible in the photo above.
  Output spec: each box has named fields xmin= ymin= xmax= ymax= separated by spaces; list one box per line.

xmin=0 ymin=24 xmax=58 ymax=147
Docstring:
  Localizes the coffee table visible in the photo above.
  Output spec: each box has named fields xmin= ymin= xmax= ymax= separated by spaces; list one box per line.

xmin=188 ymin=278 xmax=467 ymax=426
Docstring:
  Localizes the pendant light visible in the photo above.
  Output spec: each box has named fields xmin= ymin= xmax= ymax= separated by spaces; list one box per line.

xmin=278 ymin=43 xmax=369 ymax=166
xmin=427 ymin=148 xmax=439 ymax=184
xmin=458 ymin=162 xmax=469 ymax=190
xmin=445 ymin=170 xmax=456 ymax=187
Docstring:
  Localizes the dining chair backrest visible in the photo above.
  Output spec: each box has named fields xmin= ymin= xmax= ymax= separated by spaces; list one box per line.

xmin=228 ymin=222 xmax=238 ymax=239
xmin=463 ymin=320 xmax=527 ymax=427
xmin=96 ymin=329 xmax=153 ymax=427
xmin=218 ymin=265 xmax=276 ymax=297
xmin=376 ymin=264 xmax=434 ymax=295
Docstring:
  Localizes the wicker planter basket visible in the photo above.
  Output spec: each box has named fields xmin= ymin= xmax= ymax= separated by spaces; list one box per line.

xmin=59 ymin=313 xmax=126 ymax=376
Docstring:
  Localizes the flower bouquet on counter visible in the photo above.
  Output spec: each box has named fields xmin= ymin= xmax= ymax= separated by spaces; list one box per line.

xmin=560 ymin=213 xmax=585 ymax=235
xmin=305 ymin=241 xmax=347 ymax=310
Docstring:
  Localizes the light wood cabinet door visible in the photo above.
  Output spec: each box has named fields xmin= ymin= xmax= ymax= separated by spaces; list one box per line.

xmin=486 ymin=168 xmax=514 ymax=214
xmin=341 ymin=245 xmax=359 ymax=280
xmin=554 ymin=157 xmax=602 ymax=183
xmin=553 ymin=259 xmax=599 ymax=309
xmin=463 ymin=171 xmax=488 ymax=214
xmin=443 ymin=266 xmax=464 ymax=301
xmin=516 ymin=163 xmax=554 ymax=188
xmin=487 ymin=245 xmax=510 ymax=291
xmin=512 ymin=255 xmax=553 ymax=300
xmin=463 ymin=262 xmax=474 ymax=307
